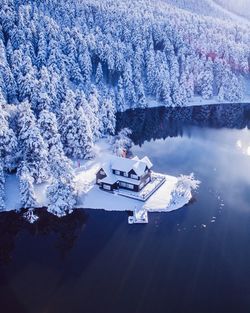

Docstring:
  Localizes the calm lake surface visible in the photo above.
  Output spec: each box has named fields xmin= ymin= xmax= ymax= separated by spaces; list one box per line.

xmin=1 ymin=104 xmax=250 ymax=313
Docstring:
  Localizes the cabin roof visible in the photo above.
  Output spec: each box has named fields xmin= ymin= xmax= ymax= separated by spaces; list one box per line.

xmin=101 ymin=175 xmax=118 ymax=185
xmin=101 ymin=173 xmax=142 ymax=186
xmin=141 ymin=156 xmax=153 ymax=169
xmin=111 ymin=156 xmax=153 ymax=176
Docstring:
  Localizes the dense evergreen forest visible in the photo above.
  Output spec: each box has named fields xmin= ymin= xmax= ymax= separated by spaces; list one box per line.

xmin=0 ymin=0 xmax=250 ymax=215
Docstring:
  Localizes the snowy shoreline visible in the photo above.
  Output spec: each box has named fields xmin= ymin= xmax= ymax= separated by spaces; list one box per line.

xmin=147 ymin=96 xmax=250 ymax=109
xmin=3 ymin=140 xmax=198 ymax=220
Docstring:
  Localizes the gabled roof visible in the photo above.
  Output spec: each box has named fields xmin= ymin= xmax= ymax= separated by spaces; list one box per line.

xmin=141 ymin=156 xmax=153 ymax=169
xmin=111 ymin=155 xmax=153 ymax=177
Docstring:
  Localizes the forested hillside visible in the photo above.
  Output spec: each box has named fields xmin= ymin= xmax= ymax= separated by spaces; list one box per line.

xmin=0 ymin=0 xmax=250 ymax=214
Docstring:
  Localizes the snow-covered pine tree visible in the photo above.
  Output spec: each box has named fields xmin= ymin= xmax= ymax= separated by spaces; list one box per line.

xmin=47 ymin=148 xmax=76 ymax=217
xmin=17 ymin=56 xmax=37 ymax=102
xmin=95 ymin=62 xmax=104 ymax=86
xmin=59 ymin=90 xmax=77 ymax=156
xmin=117 ymin=76 xmax=126 ymax=111
xmin=145 ymin=47 xmax=156 ymax=95
xmin=88 ymin=87 xmax=101 ymax=140
xmin=123 ymin=61 xmax=136 ymax=108
xmin=137 ymin=81 xmax=147 ymax=108
xmin=72 ymin=106 xmax=93 ymax=159
xmin=17 ymin=101 xmax=48 ymax=183
xmin=19 ymin=162 xmax=37 ymax=209
xmin=47 ymin=179 xmax=76 ymax=217
xmin=38 ymin=109 xmax=63 ymax=153
xmin=100 ymin=97 xmax=116 ymax=136
xmin=224 ymin=72 xmax=243 ymax=102
xmin=78 ymin=43 xmax=92 ymax=87
xmin=36 ymin=31 xmax=47 ymax=69
xmin=49 ymin=145 xmax=74 ymax=182
xmin=200 ymin=59 xmax=214 ymax=100
xmin=0 ymin=105 xmax=17 ymax=171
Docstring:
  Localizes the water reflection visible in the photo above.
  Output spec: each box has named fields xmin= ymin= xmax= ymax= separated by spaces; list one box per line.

xmin=0 ymin=209 xmax=87 ymax=265
xmin=116 ymin=103 xmax=250 ymax=145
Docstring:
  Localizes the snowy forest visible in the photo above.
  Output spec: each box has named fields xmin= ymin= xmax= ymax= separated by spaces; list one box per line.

xmin=0 ymin=0 xmax=250 ymax=215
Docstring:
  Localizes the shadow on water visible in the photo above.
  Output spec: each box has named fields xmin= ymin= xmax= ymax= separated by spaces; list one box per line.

xmin=0 ymin=209 xmax=87 ymax=266
xmin=116 ymin=103 xmax=250 ymax=145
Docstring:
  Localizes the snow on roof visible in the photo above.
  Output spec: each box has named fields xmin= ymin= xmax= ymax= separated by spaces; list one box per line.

xmin=102 ymin=172 xmax=142 ymax=186
xmin=141 ymin=156 xmax=153 ymax=169
xmin=132 ymin=160 xmax=147 ymax=177
xmin=111 ymin=155 xmax=153 ymax=176
xmin=101 ymin=175 xmax=119 ymax=185
xmin=132 ymin=156 xmax=140 ymax=161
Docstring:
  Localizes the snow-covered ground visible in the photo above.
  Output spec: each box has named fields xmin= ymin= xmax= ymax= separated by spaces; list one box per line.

xmin=4 ymin=140 xmax=194 ymax=216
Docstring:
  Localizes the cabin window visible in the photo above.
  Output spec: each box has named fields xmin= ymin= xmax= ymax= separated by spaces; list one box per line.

xmin=114 ymin=170 xmax=120 ymax=175
xmin=123 ymin=172 xmax=128 ymax=177
xmin=100 ymin=170 xmax=105 ymax=175
xmin=103 ymin=184 xmax=111 ymax=190
xmin=120 ymin=182 xmax=134 ymax=190
xmin=131 ymin=174 xmax=138 ymax=180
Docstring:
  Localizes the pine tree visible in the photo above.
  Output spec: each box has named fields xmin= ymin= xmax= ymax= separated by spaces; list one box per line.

xmin=200 ymin=60 xmax=214 ymax=100
xmin=47 ymin=147 xmax=76 ymax=217
xmin=137 ymin=82 xmax=147 ymax=108
xmin=47 ymin=179 xmax=76 ymax=217
xmin=49 ymin=145 xmax=74 ymax=182
xmin=145 ymin=48 xmax=156 ymax=95
xmin=123 ymin=61 xmax=136 ymax=108
xmin=88 ymin=87 xmax=101 ymax=140
xmin=59 ymin=90 xmax=77 ymax=156
xmin=117 ymin=76 xmax=126 ymax=111
xmin=38 ymin=109 xmax=63 ymax=153
xmin=18 ymin=57 xmax=37 ymax=102
xmin=95 ymin=62 xmax=104 ymax=86
xmin=19 ymin=162 xmax=37 ymax=209
xmin=72 ymin=107 xmax=94 ymax=159
xmin=0 ymin=105 xmax=17 ymax=171
xmin=17 ymin=101 xmax=48 ymax=183
xmin=100 ymin=98 xmax=116 ymax=136
xmin=79 ymin=47 xmax=92 ymax=86
xmin=36 ymin=31 xmax=47 ymax=69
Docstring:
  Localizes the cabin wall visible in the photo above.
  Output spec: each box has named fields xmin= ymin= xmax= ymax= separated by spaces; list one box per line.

xmin=100 ymin=181 xmax=118 ymax=191
xmin=112 ymin=169 xmax=144 ymax=181
xmin=96 ymin=169 xmax=107 ymax=184
xmin=139 ymin=172 xmax=151 ymax=190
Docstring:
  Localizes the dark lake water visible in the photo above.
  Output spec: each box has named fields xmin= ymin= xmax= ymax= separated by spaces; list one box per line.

xmin=1 ymin=103 xmax=250 ymax=313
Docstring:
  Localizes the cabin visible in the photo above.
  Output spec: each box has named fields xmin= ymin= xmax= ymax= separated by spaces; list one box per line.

xmin=96 ymin=156 xmax=153 ymax=192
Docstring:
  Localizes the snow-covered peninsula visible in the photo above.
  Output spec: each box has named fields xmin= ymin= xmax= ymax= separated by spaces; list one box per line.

xmin=4 ymin=140 xmax=199 ymax=222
